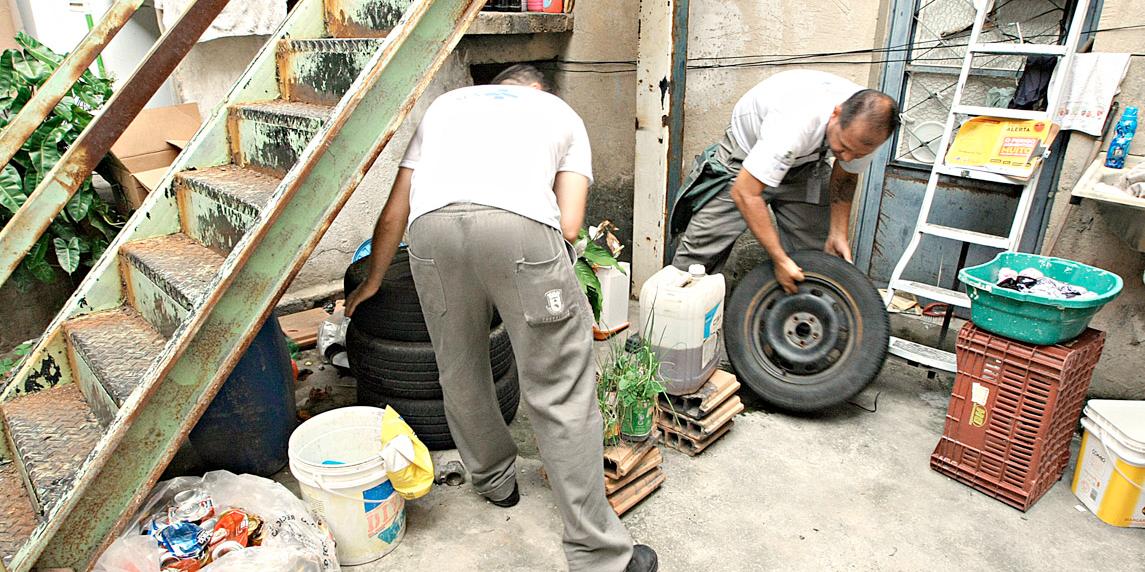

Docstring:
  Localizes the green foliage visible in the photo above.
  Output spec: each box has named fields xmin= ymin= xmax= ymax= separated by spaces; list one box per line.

xmin=573 ymin=224 xmax=626 ymax=322
xmin=0 ymin=32 xmax=121 ymax=291
xmin=596 ymin=334 xmax=665 ymax=444
xmin=0 ymin=340 xmax=32 ymax=380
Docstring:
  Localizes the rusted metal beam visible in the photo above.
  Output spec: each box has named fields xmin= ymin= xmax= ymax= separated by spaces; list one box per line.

xmin=0 ymin=0 xmax=233 ymax=287
xmin=0 ymin=0 xmax=146 ymax=176
xmin=37 ymin=1 xmax=483 ymax=568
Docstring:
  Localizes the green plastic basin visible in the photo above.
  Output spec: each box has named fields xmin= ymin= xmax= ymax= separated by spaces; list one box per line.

xmin=958 ymin=252 xmax=1123 ymax=345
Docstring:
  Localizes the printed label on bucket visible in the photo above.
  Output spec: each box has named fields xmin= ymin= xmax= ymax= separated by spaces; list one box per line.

xmin=363 ymin=481 xmax=403 ymax=541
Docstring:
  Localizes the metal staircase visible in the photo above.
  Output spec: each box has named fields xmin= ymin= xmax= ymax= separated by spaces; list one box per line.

xmin=0 ymin=0 xmax=483 ymax=569
xmin=882 ymin=0 xmax=1091 ymax=372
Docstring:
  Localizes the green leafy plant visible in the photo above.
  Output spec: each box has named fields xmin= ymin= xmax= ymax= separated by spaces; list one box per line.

xmin=573 ymin=220 xmax=625 ymax=322
xmin=0 ymin=340 xmax=32 ymax=381
xmin=0 ymin=32 xmax=121 ymax=292
xmin=596 ymin=333 xmax=665 ymax=443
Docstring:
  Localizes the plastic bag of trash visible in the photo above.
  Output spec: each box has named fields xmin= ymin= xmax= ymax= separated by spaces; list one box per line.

xmin=317 ymin=310 xmax=349 ymax=367
xmin=380 ymin=406 xmax=434 ymax=500
xmin=94 ymin=470 xmax=339 ymax=572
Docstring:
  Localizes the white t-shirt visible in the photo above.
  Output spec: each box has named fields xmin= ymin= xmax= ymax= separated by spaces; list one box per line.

xmin=401 ymin=84 xmax=593 ymax=231
xmin=731 ymin=70 xmax=873 ymax=187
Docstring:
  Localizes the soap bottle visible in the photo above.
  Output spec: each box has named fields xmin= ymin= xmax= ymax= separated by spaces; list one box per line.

xmin=1104 ymin=106 xmax=1138 ymax=169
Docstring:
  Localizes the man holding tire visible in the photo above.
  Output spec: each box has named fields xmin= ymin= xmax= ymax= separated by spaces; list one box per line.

xmin=345 ymin=65 xmax=657 ymax=572
xmin=669 ymin=70 xmax=899 ymax=293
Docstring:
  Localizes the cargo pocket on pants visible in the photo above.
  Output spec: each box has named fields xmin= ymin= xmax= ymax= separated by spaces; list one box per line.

xmin=408 ymin=251 xmax=446 ymax=318
xmin=516 ymin=250 xmax=577 ymax=326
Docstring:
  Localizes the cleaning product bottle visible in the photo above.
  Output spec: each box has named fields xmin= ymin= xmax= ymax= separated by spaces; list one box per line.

xmin=1104 ymin=106 xmax=1138 ymax=169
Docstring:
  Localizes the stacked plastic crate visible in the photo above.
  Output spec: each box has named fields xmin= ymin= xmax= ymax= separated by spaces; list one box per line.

xmin=930 ymin=324 xmax=1105 ymax=511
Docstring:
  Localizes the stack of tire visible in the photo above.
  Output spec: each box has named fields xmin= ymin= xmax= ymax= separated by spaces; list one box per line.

xmin=344 ymin=248 xmax=520 ymax=450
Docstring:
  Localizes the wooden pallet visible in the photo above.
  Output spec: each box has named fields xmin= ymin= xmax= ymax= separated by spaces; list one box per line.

xmin=604 ymin=431 xmax=659 ymax=480
xmin=605 ymin=447 xmax=662 ymax=495
xmin=608 ymin=466 xmax=665 ymax=516
xmin=659 ymin=395 xmax=743 ymax=439
xmin=658 ymin=369 xmax=740 ymax=419
xmin=659 ymin=420 xmax=734 ymax=457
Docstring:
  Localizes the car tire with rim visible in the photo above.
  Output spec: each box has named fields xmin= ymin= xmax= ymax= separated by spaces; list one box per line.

xmin=357 ymin=363 xmax=521 ymax=450
xmin=724 ymin=250 xmax=889 ymax=412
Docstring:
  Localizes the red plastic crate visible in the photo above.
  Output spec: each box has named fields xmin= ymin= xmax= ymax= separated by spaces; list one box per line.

xmin=930 ymin=323 xmax=1105 ymax=511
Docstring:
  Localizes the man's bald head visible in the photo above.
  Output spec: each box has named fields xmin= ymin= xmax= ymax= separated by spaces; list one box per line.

xmin=838 ymin=89 xmax=900 ymax=143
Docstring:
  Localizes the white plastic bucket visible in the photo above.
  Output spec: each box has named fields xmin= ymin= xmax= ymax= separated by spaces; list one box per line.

xmin=289 ymin=407 xmax=406 ymax=565
xmin=1071 ymin=400 xmax=1145 ymax=528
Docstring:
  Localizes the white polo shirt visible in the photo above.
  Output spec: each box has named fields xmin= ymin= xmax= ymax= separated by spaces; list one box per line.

xmin=731 ymin=70 xmax=873 ymax=187
xmin=400 ymin=84 xmax=593 ymax=231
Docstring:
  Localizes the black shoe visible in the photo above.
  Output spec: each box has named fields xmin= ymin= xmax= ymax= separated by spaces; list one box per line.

xmin=624 ymin=544 xmax=658 ymax=572
xmin=488 ymin=483 xmax=519 ymax=508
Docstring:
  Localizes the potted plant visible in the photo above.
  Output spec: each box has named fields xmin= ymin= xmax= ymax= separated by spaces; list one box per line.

xmin=572 ymin=221 xmax=625 ymax=322
xmin=596 ymin=334 xmax=664 ymax=443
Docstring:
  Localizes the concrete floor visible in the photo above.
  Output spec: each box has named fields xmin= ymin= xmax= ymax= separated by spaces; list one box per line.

xmin=283 ymin=325 xmax=1142 ymax=571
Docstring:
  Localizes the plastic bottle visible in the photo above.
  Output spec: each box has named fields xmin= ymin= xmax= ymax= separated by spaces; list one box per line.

xmin=527 ymin=0 xmax=564 ymax=13
xmin=1104 ymin=106 xmax=1138 ymax=169
xmin=638 ymin=264 xmax=725 ymax=395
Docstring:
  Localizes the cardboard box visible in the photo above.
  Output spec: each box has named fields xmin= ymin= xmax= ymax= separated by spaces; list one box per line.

xmin=102 ymin=103 xmax=201 ymax=211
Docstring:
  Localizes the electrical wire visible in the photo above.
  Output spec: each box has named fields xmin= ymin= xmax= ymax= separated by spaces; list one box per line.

xmin=544 ymin=22 xmax=1145 ymax=74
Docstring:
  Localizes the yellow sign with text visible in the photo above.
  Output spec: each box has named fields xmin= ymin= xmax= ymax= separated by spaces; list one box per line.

xmin=945 ymin=117 xmax=1060 ymax=180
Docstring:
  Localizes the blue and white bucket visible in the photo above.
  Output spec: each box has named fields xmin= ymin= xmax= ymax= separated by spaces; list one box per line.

xmin=289 ymin=407 xmax=406 ymax=565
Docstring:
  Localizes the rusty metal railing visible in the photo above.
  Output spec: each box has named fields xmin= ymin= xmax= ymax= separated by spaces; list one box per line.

xmin=0 ymin=0 xmax=233 ymax=286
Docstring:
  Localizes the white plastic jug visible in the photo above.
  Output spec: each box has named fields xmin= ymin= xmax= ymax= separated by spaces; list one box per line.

xmin=639 ymin=265 xmax=725 ymax=395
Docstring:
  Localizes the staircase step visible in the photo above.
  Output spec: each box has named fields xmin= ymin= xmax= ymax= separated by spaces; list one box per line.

xmin=326 ymin=0 xmax=401 ymax=38
xmin=1 ymin=384 xmax=102 ymax=516
xmin=0 ymin=462 xmax=39 ymax=568
xmin=175 ymin=166 xmax=282 ymax=254
xmin=278 ymin=38 xmax=382 ymax=105
xmin=120 ymin=234 xmax=224 ymax=337
xmin=229 ymin=100 xmax=331 ymax=176
xmin=63 ymin=308 xmax=167 ymax=425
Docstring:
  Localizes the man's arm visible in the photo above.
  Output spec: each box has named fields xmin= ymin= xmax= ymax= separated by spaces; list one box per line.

xmin=554 ymin=171 xmax=589 ymax=242
xmin=826 ymin=161 xmax=858 ymax=263
xmin=729 ymin=170 xmax=804 ymax=293
xmin=344 ymin=167 xmax=413 ymax=317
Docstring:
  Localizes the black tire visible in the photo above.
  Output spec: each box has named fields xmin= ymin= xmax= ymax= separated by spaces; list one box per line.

xmin=357 ymin=363 xmax=521 ymax=450
xmin=345 ymin=250 xmax=429 ymax=341
xmin=724 ymin=250 xmax=889 ymax=412
xmin=345 ymin=251 xmax=500 ymax=342
xmin=347 ymin=323 xmax=513 ymax=399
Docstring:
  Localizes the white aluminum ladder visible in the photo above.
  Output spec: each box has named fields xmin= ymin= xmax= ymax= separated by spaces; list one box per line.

xmin=883 ymin=0 xmax=1092 ymax=372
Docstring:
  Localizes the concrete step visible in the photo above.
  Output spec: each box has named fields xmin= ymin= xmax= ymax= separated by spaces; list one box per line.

xmin=119 ymin=233 xmax=225 ymax=337
xmin=175 ymin=166 xmax=282 ymax=254
xmin=63 ymin=307 xmax=167 ymax=425
xmin=228 ymin=100 xmax=332 ymax=177
xmin=0 ymin=384 xmax=102 ymax=516
xmin=278 ymin=38 xmax=382 ymax=105
xmin=325 ymin=0 xmax=402 ymax=38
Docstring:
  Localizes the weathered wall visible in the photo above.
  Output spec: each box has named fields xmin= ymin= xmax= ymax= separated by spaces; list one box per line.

xmin=264 ymin=1 xmax=889 ymax=302
xmin=281 ymin=52 xmax=474 ymax=307
xmin=1042 ymin=0 xmax=1145 ymax=399
xmin=0 ymin=0 xmax=21 ymax=51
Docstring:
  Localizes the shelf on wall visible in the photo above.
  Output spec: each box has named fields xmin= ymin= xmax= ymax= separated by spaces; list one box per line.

xmin=467 ymin=12 xmax=574 ymax=35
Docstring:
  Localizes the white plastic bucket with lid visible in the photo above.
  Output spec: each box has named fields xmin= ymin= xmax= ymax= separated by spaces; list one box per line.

xmin=289 ymin=407 xmax=406 ymax=565
xmin=1071 ymin=399 xmax=1145 ymax=528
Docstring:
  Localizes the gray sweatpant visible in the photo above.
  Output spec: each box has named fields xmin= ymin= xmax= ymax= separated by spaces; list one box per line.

xmin=670 ymin=129 xmax=832 ymax=274
xmin=671 ymin=186 xmax=831 ymax=274
xmin=407 ymin=203 xmax=634 ymax=572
